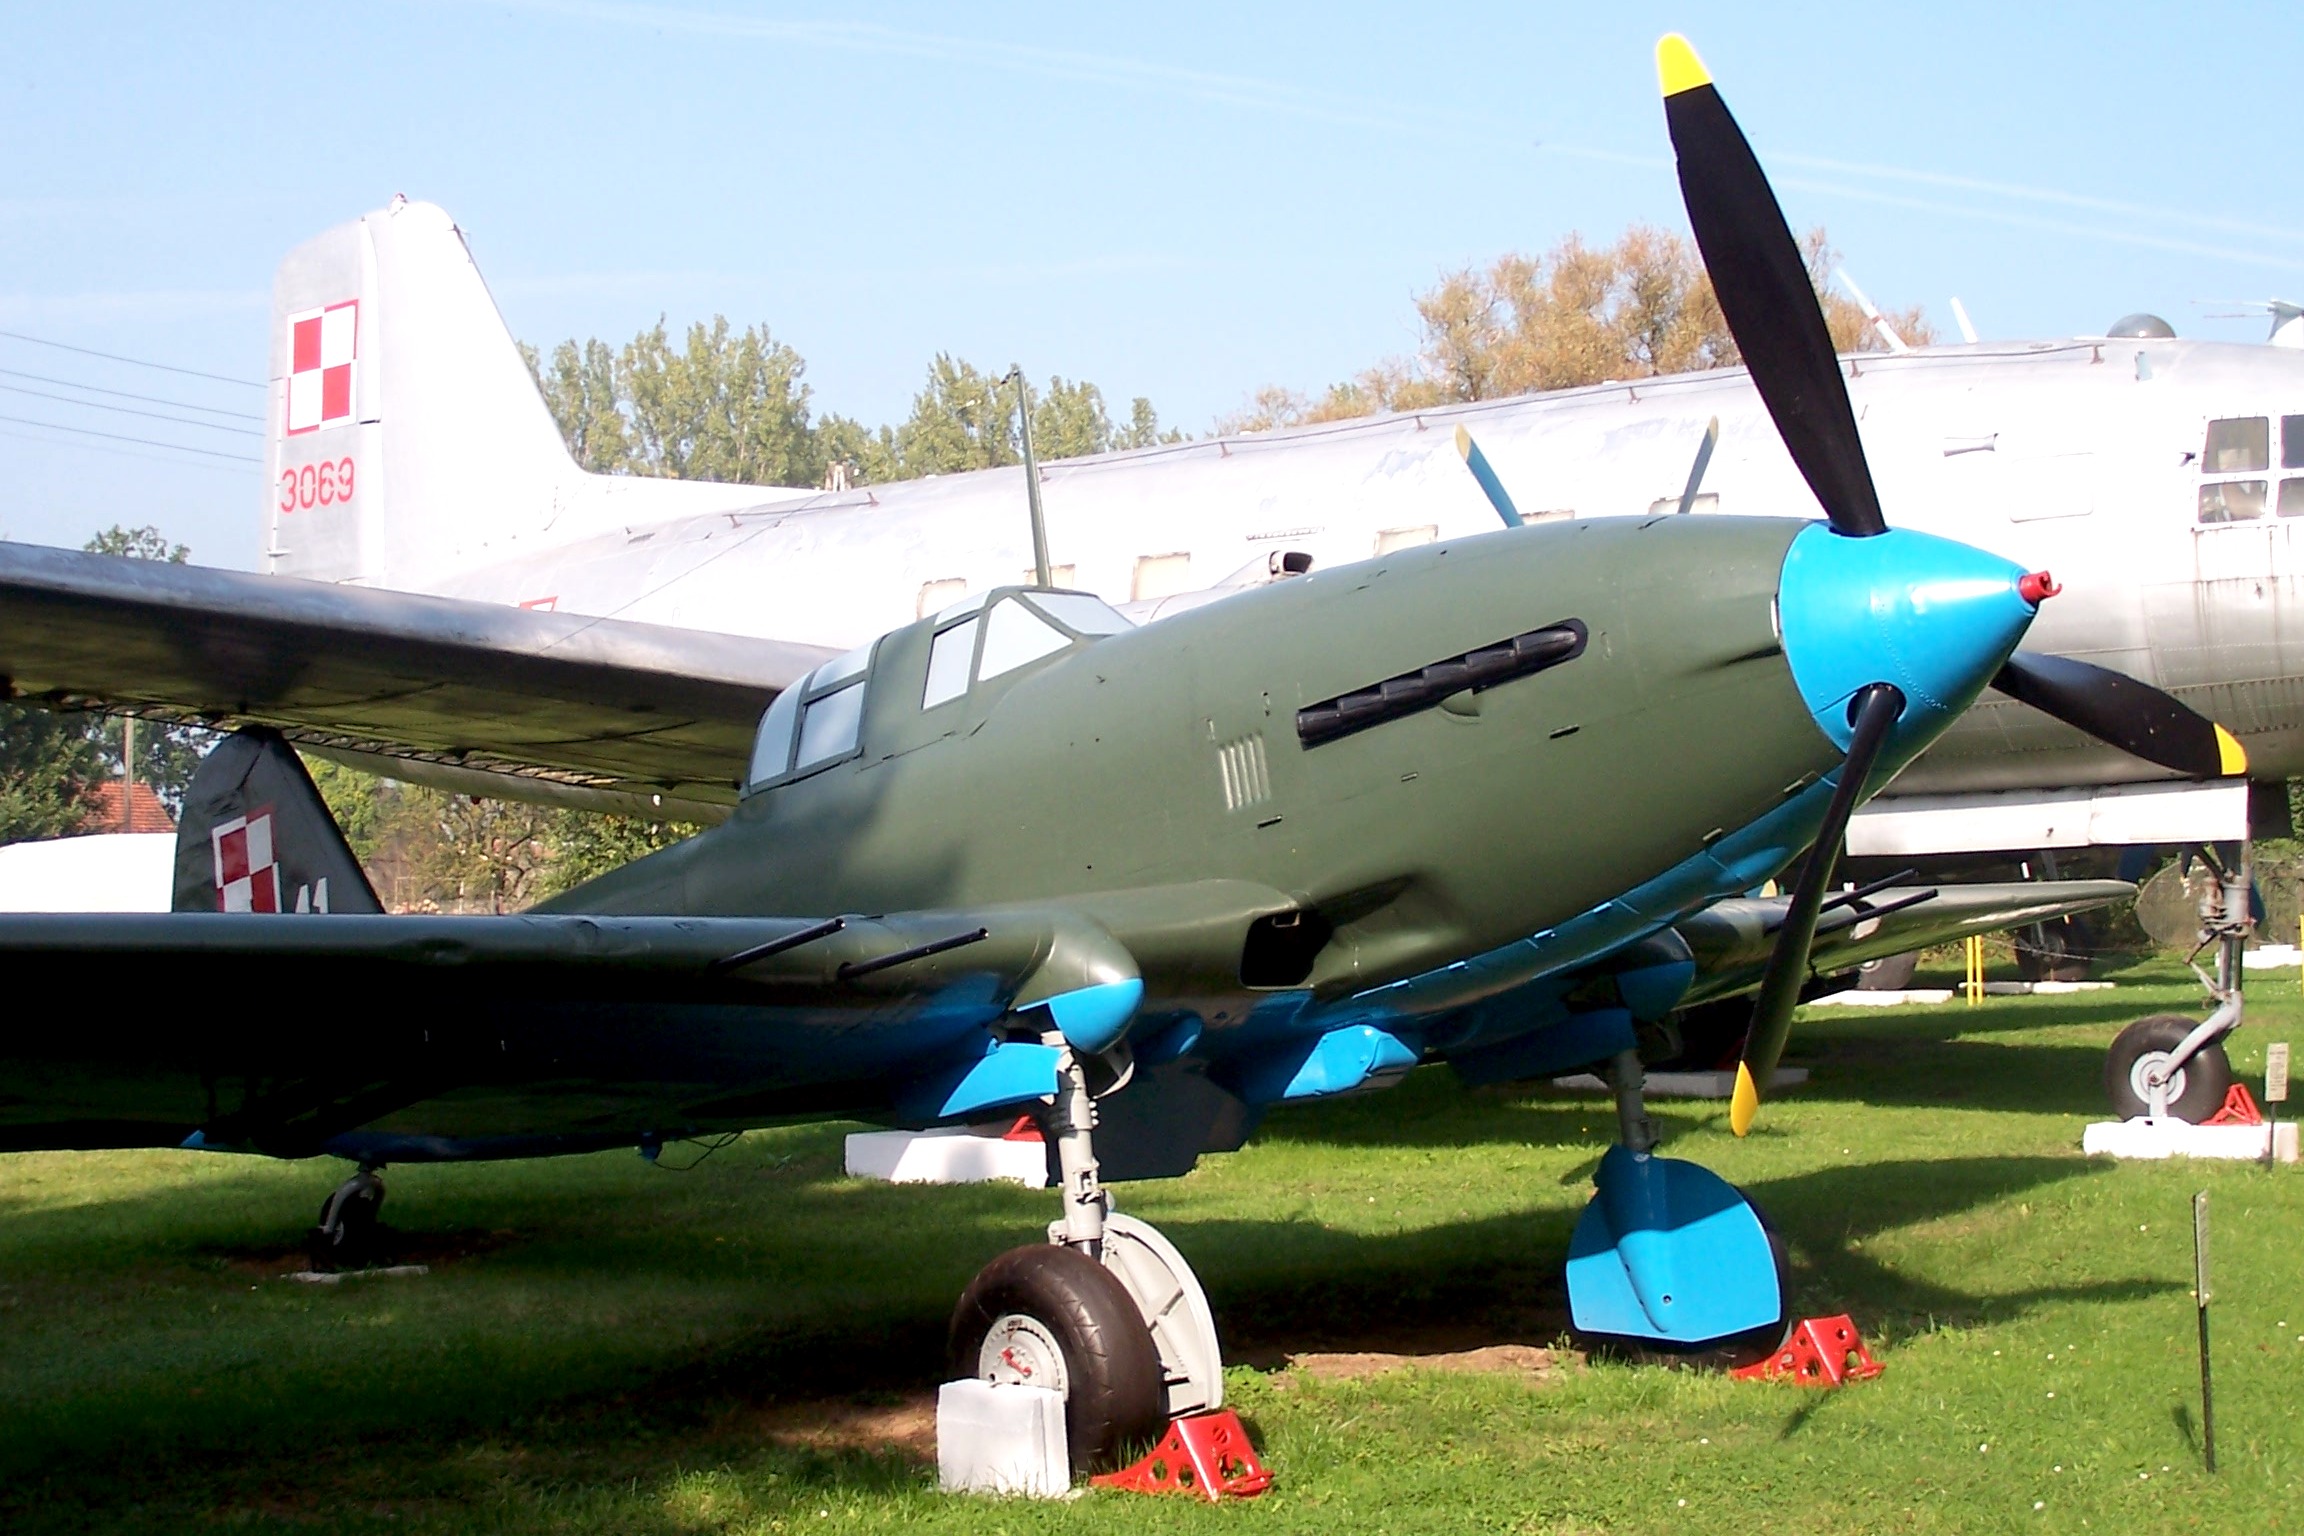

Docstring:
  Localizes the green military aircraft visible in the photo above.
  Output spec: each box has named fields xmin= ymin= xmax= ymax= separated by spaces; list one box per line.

xmin=0 ymin=37 xmax=2232 ymax=1471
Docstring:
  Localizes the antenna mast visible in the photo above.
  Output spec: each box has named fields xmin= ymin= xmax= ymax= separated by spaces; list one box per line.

xmin=1004 ymin=365 xmax=1052 ymax=586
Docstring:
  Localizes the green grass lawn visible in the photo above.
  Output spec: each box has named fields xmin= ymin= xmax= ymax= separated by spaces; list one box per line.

xmin=3 ymin=956 xmax=2300 ymax=1533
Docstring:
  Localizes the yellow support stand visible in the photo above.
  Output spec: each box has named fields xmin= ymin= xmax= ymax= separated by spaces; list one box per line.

xmin=1964 ymin=935 xmax=1985 ymax=1005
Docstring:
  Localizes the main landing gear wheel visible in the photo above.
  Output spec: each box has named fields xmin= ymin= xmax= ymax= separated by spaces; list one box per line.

xmin=307 ymin=1168 xmax=387 ymax=1272
xmin=948 ymin=1243 xmax=1166 ymax=1474
xmin=2105 ymin=1014 xmax=2234 ymax=1123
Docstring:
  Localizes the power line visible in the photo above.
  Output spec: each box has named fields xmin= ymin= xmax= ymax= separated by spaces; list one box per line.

xmin=0 ymin=381 xmax=263 ymax=436
xmin=0 ymin=412 xmax=263 ymax=463
xmin=0 ymin=328 xmax=264 ymax=390
xmin=0 ymin=423 xmax=261 ymax=475
xmin=0 ymin=365 xmax=264 ymax=421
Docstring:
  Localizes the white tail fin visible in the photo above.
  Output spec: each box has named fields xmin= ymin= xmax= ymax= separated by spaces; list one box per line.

xmin=264 ymin=197 xmax=579 ymax=586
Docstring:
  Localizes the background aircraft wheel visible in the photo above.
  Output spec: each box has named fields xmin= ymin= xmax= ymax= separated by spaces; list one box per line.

xmin=1569 ymin=1189 xmax=1792 ymax=1371
xmin=1854 ymin=950 xmax=1918 ymax=991
xmin=2015 ymin=916 xmax=2091 ymax=982
xmin=948 ymin=1244 xmax=1165 ymax=1474
xmin=306 ymin=1169 xmax=387 ymax=1272
xmin=2104 ymin=1014 xmax=2233 ymax=1122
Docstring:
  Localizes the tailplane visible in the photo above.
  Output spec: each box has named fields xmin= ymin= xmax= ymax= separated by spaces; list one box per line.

xmin=172 ymin=729 xmax=383 ymax=915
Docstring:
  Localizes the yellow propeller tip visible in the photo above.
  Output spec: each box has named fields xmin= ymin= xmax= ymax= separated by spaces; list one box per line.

xmin=1656 ymin=34 xmax=1711 ymax=97
xmin=1453 ymin=424 xmax=1474 ymax=459
xmin=1729 ymin=1060 xmax=1758 ymax=1137
xmin=2216 ymin=723 xmax=2248 ymax=776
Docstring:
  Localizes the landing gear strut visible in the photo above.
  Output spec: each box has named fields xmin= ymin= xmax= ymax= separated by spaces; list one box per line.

xmin=2109 ymin=844 xmax=2249 ymax=1123
xmin=307 ymin=1165 xmax=387 ymax=1271
xmin=947 ymin=1044 xmax=1221 ymax=1474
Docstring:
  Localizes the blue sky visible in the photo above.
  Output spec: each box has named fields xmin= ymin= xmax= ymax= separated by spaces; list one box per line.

xmin=3 ymin=1 xmax=2296 ymax=568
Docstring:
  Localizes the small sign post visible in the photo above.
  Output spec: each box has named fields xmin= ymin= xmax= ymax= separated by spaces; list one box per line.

xmin=2269 ymin=1042 xmax=2290 ymax=1167
xmin=2193 ymin=1191 xmax=2216 ymax=1473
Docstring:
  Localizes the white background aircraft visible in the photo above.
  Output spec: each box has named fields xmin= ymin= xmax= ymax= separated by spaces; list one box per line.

xmin=264 ymin=198 xmax=2303 ymax=861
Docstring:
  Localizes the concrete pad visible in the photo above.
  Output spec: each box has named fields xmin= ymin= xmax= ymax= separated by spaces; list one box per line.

xmin=937 ymin=1379 xmax=1068 ymax=1497
xmin=2082 ymin=1117 xmax=2298 ymax=1163
xmin=846 ymin=1124 xmax=1050 ymax=1187
xmin=1808 ymin=989 xmax=1956 ymax=1007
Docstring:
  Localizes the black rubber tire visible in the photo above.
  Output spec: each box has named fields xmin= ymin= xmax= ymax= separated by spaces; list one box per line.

xmin=2016 ymin=918 xmax=2091 ymax=983
xmin=1855 ymin=950 xmax=1919 ymax=992
xmin=947 ymin=1244 xmax=1165 ymax=1475
xmin=2104 ymin=1014 xmax=2234 ymax=1123
xmin=306 ymin=1173 xmax=386 ymax=1272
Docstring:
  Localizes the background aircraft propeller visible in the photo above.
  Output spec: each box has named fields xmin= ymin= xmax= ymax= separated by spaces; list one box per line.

xmin=1655 ymin=33 xmax=2250 ymax=1131
xmin=1453 ymin=426 xmax=1524 ymax=527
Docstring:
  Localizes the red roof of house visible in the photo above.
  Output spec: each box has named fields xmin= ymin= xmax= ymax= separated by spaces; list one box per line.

xmin=87 ymin=781 xmax=176 ymax=834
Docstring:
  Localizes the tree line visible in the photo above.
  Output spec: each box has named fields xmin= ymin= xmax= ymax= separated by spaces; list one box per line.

xmin=1 ymin=222 xmax=1922 ymax=906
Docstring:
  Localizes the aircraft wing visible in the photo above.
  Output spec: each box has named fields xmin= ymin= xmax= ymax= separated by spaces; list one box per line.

xmin=0 ymin=905 xmax=1136 ymax=1160
xmin=0 ymin=542 xmax=837 ymax=818
xmin=1672 ymin=879 xmax=2136 ymax=1007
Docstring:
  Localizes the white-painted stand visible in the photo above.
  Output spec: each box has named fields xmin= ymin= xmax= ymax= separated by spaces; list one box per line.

xmin=1550 ymin=1067 xmax=1807 ymax=1098
xmin=844 ymin=1124 xmax=1050 ymax=1187
xmin=936 ymin=1379 xmax=1069 ymax=1497
xmin=2082 ymin=1117 xmax=2299 ymax=1163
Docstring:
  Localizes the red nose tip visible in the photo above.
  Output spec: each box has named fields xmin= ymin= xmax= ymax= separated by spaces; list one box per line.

xmin=2018 ymin=571 xmax=2061 ymax=605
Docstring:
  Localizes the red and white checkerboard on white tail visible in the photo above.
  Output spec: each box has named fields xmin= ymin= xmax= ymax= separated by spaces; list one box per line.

xmin=283 ymin=300 xmax=358 ymax=434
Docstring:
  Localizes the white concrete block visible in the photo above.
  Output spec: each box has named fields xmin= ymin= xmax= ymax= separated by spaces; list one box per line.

xmin=1807 ymin=989 xmax=1957 ymax=1007
xmin=845 ymin=1125 xmax=1050 ymax=1187
xmin=2082 ymin=1117 xmax=2299 ymax=1163
xmin=937 ymin=1379 xmax=1069 ymax=1497
xmin=2243 ymin=945 xmax=2302 ymax=970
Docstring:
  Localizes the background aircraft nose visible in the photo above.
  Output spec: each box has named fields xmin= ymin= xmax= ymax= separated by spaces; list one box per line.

xmin=1777 ymin=523 xmax=2038 ymax=759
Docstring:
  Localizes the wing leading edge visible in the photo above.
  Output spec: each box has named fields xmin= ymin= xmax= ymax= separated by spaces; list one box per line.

xmin=0 ymin=542 xmax=837 ymax=818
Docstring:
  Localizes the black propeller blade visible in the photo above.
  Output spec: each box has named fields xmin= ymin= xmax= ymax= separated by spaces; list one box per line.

xmin=1993 ymin=651 xmax=2247 ymax=780
xmin=1731 ymin=682 xmax=1903 ymax=1135
xmin=1658 ymin=36 xmax=1887 ymax=539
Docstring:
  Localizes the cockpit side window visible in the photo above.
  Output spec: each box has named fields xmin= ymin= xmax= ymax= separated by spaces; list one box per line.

xmin=747 ymin=684 xmax=802 ymax=786
xmin=746 ymin=640 xmax=875 ymax=792
xmin=2199 ymin=417 xmax=2272 ymax=525
xmin=1025 ymin=592 xmax=1134 ymax=636
xmin=2283 ymin=416 xmax=2304 ymax=470
xmin=923 ymin=617 xmax=978 ymax=709
xmin=977 ymin=598 xmax=1071 ymax=682
xmin=795 ymin=680 xmax=866 ymax=769
xmin=2205 ymin=418 xmax=2269 ymax=472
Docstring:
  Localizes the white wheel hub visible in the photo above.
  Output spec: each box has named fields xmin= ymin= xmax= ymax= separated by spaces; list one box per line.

xmin=977 ymin=1312 xmax=1069 ymax=1396
xmin=2132 ymin=1050 xmax=2186 ymax=1107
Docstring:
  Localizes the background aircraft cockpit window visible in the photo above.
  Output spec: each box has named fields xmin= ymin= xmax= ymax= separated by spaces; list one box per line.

xmin=746 ymin=684 xmax=802 ymax=787
xmin=1025 ymin=592 xmax=1134 ymax=636
xmin=2283 ymin=415 xmax=2304 ymax=470
xmin=2199 ymin=481 xmax=2267 ymax=523
xmin=2278 ymin=479 xmax=2304 ymax=518
xmin=2204 ymin=417 xmax=2269 ymax=473
xmin=977 ymin=598 xmax=1072 ymax=682
xmin=923 ymin=617 xmax=979 ymax=708
xmin=795 ymin=679 xmax=866 ymax=769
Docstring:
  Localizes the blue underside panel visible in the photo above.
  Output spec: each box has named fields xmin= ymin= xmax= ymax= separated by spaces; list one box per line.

xmin=1566 ymin=1146 xmax=1779 ymax=1345
xmin=1447 ymin=1008 xmax=1634 ymax=1088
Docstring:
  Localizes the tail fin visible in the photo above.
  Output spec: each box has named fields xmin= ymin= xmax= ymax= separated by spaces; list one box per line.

xmin=172 ymin=729 xmax=383 ymax=915
xmin=264 ymin=197 xmax=579 ymax=587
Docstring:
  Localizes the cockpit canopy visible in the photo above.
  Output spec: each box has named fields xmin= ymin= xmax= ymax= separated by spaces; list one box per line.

xmin=745 ymin=589 xmax=1132 ymax=793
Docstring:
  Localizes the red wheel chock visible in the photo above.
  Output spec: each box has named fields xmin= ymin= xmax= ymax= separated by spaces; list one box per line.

xmin=1090 ymin=1409 xmax=1273 ymax=1500
xmin=2203 ymin=1083 xmax=2264 ymax=1126
xmin=1731 ymin=1314 xmax=1883 ymax=1387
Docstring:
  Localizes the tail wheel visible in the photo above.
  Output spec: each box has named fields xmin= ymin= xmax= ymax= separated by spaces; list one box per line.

xmin=2104 ymin=1014 xmax=2233 ymax=1123
xmin=307 ymin=1169 xmax=386 ymax=1272
xmin=948 ymin=1244 xmax=1165 ymax=1475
